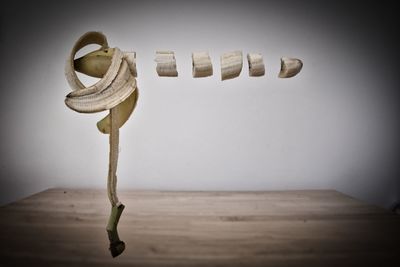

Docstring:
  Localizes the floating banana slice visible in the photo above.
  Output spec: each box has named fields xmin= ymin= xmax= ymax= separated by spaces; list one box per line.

xmin=278 ymin=57 xmax=303 ymax=78
xmin=192 ymin=51 xmax=213 ymax=78
xmin=155 ymin=51 xmax=178 ymax=77
xmin=221 ymin=50 xmax=243 ymax=81
xmin=247 ymin=53 xmax=265 ymax=77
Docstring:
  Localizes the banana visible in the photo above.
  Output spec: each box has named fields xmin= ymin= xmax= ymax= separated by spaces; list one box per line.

xmin=247 ymin=53 xmax=265 ymax=77
xmin=192 ymin=51 xmax=213 ymax=78
xmin=64 ymin=31 xmax=134 ymax=257
xmin=155 ymin=51 xmax=178 ymax=77
xmin=278 ymin=57 xmax=303 ymax=78
xmin=221 ymin=50 xmax=243 ymax=80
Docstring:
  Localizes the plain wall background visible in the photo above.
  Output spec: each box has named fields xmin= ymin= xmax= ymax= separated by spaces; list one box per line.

xmin=1 ymin=0 xmax=399 ymax=208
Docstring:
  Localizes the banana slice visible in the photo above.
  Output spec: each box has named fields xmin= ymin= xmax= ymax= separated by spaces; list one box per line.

xmin=74 ymin=48 xmax=115 ymax=78
xmin=192 ymin=51 xmax=213 ymax=78
xmin=155 ymin=51 xmax=178 ymax=77
xmin=278 ymin=57 xmax=303 ymax=78
xmin=247 ymin=53 xmax=265 ymax=77
xmin=221 ymin=51 xmax=243 ymax=81
xmin=97 ymin=88 xmax=139 ymax=134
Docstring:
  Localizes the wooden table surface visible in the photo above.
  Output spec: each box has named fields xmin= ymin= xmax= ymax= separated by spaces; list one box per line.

xmin=0 ymin=188 xmax=399 ymax=266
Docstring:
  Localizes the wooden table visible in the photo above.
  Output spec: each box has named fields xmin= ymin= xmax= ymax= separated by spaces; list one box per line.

xmin=1 ymin=188 xmax=399 ymax=266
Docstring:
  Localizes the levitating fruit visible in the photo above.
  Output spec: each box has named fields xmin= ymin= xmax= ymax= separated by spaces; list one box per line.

xmin=247 ymin=53 xmax=265 ymax=77
xmin=192 ymin=51 xmax=213 ymax=78
xmin=155 ymin=51 xmax=178 ymax=77
xmin=278 ymin=57 xmax=303 ymax=78
xmin=221 ymin=51 xmax=243 ymax=81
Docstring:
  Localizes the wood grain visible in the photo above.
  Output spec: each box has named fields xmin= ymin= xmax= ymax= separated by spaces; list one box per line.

xmin=0 ymin=188 xmax=399 ymax=266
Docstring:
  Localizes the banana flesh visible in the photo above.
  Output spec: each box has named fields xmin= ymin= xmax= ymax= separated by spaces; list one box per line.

xmin=64 ymin=31 xmax=133 ymax=258
xmin=247 ymin=53 xmax=265 ymax=77
xmin=278 ymin=57 xmax=303 ymax=78
xmin=220 ymin=51 xmax=243 ymax=81
xmin=155 ymin=51 xmax=178 ymax=77
xmin=192 ymin=51 xmax=213 ymax=78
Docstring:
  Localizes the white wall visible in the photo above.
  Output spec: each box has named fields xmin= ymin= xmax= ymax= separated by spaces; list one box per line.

xmin=1 ymin=0 xmax=399 ymax=208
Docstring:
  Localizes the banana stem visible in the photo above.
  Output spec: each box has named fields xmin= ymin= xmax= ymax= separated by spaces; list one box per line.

xmin=107 ymin=108 xmax=125 ymax=257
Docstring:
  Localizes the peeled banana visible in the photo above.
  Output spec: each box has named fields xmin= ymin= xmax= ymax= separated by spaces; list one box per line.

xmin=65 ymin=31 xmax=133 ymax=257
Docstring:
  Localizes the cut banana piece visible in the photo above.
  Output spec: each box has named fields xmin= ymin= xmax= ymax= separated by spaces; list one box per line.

xmin=155 ymin=51 xmax=178 ymax=77
xmin=97 ymin=88 xmax=139 ymax=134
xmin=278 ymin=57 xmax=303 ymax=78
xmin=221 ymin=51 xmax=243 ymax=81
xmin=192 ymin=51 xmax=213 ymax=78
xmin=247 ymin=53 xmax=265 ymax=77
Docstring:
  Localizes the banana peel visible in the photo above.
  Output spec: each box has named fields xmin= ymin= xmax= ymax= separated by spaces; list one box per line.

xmin=97 ymin=88 xmax=138 ymax=134
xmin=74 ymin=48 xmax=138 ymax=134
